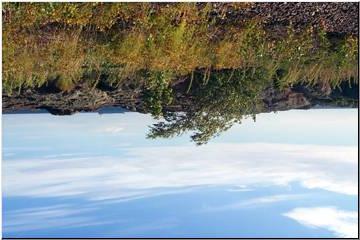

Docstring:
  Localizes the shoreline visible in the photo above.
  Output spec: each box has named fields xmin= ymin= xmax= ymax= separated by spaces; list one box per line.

xmin=2 ymin=2 xmax=359 ymax=116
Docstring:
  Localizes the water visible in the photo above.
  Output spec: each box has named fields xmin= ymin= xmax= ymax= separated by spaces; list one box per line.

xmin=2 ymin=109 xmax=358 ymax=238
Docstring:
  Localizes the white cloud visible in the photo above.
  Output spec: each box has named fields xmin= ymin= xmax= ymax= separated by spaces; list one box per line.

xmin=3 ymin=204 xmax=109 ymax=233
xmin=284 ymin=207 xmax=358 ymax=238
xmin=226 ymin=186 xmax=253 ymax=192
xmin=3 ymin=143 xmax=357 ymax=201
xmin=203 ymin=194 xmax=306 ymax=212
xmin=112 ymin=218 xmax=178 ymax=235
xmin=98 ymin=127 xmax=124 ymax=134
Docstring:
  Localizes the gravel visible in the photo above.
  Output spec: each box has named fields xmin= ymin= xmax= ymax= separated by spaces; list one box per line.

xmin=215 ymin=2 xmax=359 ymax=35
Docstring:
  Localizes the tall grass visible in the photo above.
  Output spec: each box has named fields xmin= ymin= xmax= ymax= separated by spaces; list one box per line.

xmin=2 ymin=2 xmax=358 ymax=94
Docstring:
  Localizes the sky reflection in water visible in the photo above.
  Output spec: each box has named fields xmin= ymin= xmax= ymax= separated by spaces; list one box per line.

xmin=2 ymin=109 xmax=358 ymax=238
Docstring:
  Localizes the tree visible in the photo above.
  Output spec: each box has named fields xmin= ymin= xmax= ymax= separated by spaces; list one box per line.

xmin=147 ymin=67 xmax=271 ymax=145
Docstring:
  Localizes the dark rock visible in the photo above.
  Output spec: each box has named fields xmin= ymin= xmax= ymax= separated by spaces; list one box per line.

xmin=3 ymin=79 xmax=358 ymax=115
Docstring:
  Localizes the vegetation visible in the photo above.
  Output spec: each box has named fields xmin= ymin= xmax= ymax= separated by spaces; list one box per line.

xmin=2 ymin=3 xmax=358 ymax=144
xmin=143 ymin=71 xmax=174 ymax=118
xmin=148 ymin=68 xmax=267 ymax=145
xmin=3 ymin=3 xmax=358 ymax=93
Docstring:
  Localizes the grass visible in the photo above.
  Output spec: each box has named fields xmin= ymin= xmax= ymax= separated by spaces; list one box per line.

xmin=3 ymin=3 xmax=358 ymax=94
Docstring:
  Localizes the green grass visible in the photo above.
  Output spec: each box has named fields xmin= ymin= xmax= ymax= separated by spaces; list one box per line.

xmin=3 ymin=2 xmax=358 ymax=95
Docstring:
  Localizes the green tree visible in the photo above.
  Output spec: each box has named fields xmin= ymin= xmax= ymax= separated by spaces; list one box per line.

xmin=147 ymin=67 xmax=271 ymax=145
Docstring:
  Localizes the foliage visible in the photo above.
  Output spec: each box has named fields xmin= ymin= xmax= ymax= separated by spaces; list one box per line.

xmin=143 ymin=71 xmax=174 ymax=118
xmin=147 ymin=68 xmax=270 ymax=145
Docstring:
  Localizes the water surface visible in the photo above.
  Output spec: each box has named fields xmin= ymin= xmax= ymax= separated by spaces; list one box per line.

xmin=2 ymin=109 xmax=358 ymax=238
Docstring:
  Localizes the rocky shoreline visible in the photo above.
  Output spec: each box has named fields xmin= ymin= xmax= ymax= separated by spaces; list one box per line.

xmin=3 ymin=80 xmax=358 ymax=115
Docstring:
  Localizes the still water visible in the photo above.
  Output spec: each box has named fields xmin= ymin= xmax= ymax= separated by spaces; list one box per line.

xmin=2 ymin=109 xmax=358 ymax=238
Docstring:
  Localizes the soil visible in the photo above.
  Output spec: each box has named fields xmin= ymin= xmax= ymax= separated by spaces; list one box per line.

xmin=215 ymin=2 xmax=359 ymax=35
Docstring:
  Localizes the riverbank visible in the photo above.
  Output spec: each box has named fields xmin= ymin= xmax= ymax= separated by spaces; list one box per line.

xmin=2 ymin=2 xmax=359 ymax=116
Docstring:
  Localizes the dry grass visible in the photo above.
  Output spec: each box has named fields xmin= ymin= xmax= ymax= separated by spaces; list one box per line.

xmin=2 ymin=2 xmax=358 ymax=94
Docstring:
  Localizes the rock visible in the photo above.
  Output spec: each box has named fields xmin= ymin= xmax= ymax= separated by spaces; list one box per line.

xmin=2 ymin=79 xmax=357 ymax=115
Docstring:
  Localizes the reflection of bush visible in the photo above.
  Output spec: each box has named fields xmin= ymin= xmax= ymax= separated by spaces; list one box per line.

xmin=147 ymin=68 xmax=269 ymax=145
